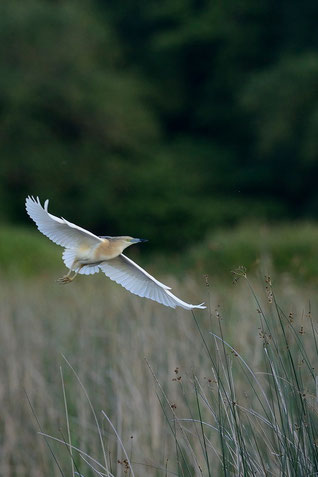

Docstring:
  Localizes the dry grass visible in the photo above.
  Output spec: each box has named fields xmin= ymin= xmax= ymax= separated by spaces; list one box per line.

xmin=0 ymin=270 xmax=317 ymax=476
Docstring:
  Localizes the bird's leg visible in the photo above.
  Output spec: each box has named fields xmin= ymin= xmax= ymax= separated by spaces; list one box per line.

xmin=57 ymin=264 xmax=83 ymax=284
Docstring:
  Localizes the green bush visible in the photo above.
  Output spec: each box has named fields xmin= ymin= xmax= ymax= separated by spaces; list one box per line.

xmin=158 ymin=222 xmax=318 ymax=283
xmin=0 ymin=226 xmax=60 ymax=276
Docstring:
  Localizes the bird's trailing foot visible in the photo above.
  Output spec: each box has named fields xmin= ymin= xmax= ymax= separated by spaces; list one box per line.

xmin=57 ymin=275 xmax=73 ymax=284
xmin=57 ymin=271 xmax=79 ymax=284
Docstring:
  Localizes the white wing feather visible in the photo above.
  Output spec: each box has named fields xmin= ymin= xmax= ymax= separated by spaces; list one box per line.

xmin=99 ymin=254 xmax=206 ymax=310
xmin=25 ymin=196 xmax=102 ymax=249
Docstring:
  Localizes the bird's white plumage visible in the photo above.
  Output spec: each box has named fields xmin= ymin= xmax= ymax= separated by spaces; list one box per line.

xmin=25 ymin=196 xmax=102 ymax=249
xmin=99 ymin=255 xmax=205 ymax=310
xmin=25 ymin=196 xmax=206 ymax=310
xmin=62 ymin=248 xmax=100 ymax=275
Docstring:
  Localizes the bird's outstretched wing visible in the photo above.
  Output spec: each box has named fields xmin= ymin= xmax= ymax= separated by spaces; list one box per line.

xmin=25 ymin=196 xmax=102 ymax=249
xmin=99 ymin=254 xmax=206 ymax=310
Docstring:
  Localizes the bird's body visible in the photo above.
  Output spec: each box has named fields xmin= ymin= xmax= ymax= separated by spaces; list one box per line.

xmin=94 ymin=238 xmax=131 ymax=261
xmin=25 ymin=196 xmax=205 ymax=310
xmin=73 ymin=238 xmax=128 ymax=265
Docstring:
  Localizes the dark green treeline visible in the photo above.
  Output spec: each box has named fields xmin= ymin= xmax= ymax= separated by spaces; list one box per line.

xmin=1 ymin=0 xmax=318 ymax=250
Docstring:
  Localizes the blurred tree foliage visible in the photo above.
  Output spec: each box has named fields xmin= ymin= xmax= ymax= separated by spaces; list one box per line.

xmin=1 ymin=0 xmax=318 ymax=250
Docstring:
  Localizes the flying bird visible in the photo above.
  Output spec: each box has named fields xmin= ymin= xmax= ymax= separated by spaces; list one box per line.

xmin=25 ymin=197 xmax=205 ymax=310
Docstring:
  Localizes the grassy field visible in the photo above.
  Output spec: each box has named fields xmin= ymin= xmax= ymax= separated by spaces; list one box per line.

xmin=1 ymin=257 xmax=317 ymax=476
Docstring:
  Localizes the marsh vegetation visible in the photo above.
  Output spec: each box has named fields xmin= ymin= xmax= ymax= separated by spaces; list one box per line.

xmin=1 ymin=256 xmax=317 ymax=476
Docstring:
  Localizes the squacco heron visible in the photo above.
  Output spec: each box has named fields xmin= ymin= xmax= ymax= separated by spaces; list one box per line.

xmin=25 ymin=197 xmax=205 ymax=310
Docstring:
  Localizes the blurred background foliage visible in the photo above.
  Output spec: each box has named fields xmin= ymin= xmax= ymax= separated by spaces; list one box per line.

xmin=1 ymin=0 xmax=318 ymax=256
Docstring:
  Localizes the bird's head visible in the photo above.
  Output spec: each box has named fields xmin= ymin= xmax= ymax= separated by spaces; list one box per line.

xmin=111 ymin=236 xmax=148 ymax=252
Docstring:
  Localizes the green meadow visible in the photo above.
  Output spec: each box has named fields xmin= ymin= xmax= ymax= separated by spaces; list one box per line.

xmin=1 ymin=224 xmax=317 ymax=476
xmin=2 ymin=222 xmax=318 ymax=281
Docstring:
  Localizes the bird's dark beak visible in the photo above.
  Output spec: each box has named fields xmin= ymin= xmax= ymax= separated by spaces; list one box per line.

xmin=131 ymin=238 xmax=148 ymax=243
